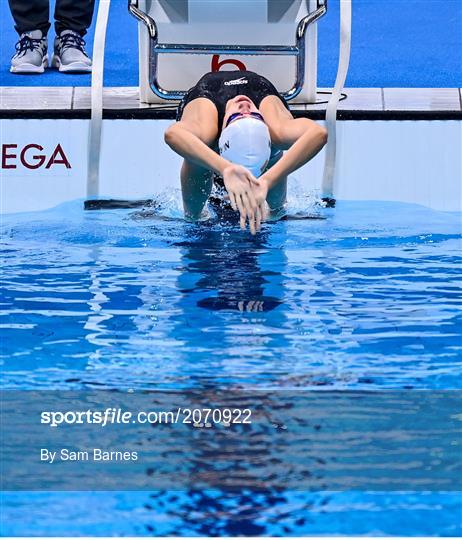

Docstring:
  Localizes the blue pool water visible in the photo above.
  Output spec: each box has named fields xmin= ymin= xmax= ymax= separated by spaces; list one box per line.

xmin=1 ymin=198 xmax=462 ymax=391
xmin=1 ymin=198 xmax=461 ymax=535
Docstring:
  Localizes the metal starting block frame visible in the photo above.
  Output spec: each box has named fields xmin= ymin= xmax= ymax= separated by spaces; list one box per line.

xmin=128 ymin=0 xmax=327 ymax=103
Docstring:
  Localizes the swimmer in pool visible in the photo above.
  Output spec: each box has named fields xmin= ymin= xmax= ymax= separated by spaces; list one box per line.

xmin=164 ymin=70 xmax=327 ymax=234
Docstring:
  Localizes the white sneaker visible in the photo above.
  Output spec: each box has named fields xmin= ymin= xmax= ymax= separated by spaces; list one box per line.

xmin=11 ymin=30 xmax=48 ymax=74
xmin=51 ymin=29 xmax=92 ymax=73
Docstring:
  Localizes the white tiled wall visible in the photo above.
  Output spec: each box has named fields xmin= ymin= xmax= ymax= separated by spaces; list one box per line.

xmin=1 ymin=118 xmax=461 ymax=214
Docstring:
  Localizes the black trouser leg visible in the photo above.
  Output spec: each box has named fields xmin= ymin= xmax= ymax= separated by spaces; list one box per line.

xmin=8 ymin=0 xmax=50 ymax=36
xmin=54 ymin=0 xmax=96 ymax=36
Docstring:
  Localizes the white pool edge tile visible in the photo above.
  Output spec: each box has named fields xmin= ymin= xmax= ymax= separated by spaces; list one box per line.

xmin=383 ymin=88 xmax=460 ymax=111
xmin=0 ymin=86 xmax=73 ymax=110
xmin=306 ymin=88 xmax=383 ymax=111
xmin=1 ymin=87 xmax=461 ymax=112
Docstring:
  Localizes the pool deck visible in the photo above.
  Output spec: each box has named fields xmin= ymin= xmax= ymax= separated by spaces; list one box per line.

xmin=1 ymin=87 xmax=462 ymax=119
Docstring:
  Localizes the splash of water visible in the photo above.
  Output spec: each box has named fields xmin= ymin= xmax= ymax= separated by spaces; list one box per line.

xmin=148 ymin=177 xmax=326 ymax=222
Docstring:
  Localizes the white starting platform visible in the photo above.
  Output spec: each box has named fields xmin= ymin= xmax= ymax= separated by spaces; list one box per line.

xmin=130 ymin=0 xmax=324 ymax=103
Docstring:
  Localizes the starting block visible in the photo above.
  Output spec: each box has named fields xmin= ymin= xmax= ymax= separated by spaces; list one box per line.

xmin=128 ymin=0 xmax=327 ymax=103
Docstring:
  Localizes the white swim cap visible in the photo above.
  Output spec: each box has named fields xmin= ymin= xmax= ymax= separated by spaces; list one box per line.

xmin=219 ymin=116 xmax=271 ymax=178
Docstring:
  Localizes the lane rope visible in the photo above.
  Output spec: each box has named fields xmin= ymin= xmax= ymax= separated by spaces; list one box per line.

xmin=87 ymin=0 xmax=111 ymax=199
xmin=321 ymin=0 xmax=352 ymax=199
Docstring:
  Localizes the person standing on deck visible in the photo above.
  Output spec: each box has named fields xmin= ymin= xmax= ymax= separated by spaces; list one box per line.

xmin=9 ymin=0 xmax=94 ymax=74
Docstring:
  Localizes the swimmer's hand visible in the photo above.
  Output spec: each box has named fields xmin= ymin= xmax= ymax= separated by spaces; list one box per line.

xmin=222 ymin=164 xmax=263 ymax=235
xmin=249 ymin=176 xmax=269 ymax=223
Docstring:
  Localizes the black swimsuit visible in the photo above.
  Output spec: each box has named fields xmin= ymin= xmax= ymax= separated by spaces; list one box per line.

xmin=176 ymin=70 xmax=289 ymax=129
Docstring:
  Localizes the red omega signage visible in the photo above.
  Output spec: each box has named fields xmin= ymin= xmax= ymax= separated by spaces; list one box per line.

xmin=1 ymin=144 xmax=71 ymax=170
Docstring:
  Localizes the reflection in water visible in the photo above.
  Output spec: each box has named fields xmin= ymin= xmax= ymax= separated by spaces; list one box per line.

xmin=143 ymin=489 xmax=291 ymax=536
xmin=166 ymin=224 xmax=298 ymax=531
xmin=1 ymin=199 xmax=462 ymax=535
xmin=172 ymin=224 xmax=290 ymax=368
xmin=176 ymin=226 xmax=283 ymax=312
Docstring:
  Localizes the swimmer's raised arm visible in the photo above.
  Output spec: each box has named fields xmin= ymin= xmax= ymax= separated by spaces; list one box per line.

xmin=164 ymin=121 xmax=229 ymax=176
xmin=259 ymin=117 xmax=328 ymax=191
xmin=165 ymin=119 xmax=261 ymax=232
